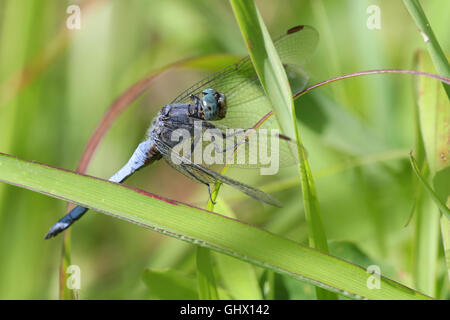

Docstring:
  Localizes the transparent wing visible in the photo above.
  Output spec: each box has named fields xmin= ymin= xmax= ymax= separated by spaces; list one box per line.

xmin=192 ymin=120 xmax=304 ymax=169
xmin=154 ymin=137 xmax=282 ymax=207
xmin=171 ymin=25 xmax=319 ymax=131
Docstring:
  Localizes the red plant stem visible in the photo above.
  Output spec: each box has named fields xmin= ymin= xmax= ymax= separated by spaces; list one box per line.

xmin=76 ymin=73 xmax=164 ymax=173
xmin=294 ymin=69 xmax=450 ymax=99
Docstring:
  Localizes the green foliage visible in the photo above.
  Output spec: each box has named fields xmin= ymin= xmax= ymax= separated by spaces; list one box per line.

xmin=412 ymin=50 xmax=450 ymax=295
xmin=142 ymin=269 xmax=199 ymax=300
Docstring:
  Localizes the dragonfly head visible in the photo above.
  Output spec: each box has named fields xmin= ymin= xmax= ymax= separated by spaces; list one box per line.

xmin=200 ymin=88 xmax=227 ymax=120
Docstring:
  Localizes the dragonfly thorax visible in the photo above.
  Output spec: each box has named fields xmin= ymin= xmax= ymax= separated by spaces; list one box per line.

xmin=199 ymin=88 xmax=226 ymax=121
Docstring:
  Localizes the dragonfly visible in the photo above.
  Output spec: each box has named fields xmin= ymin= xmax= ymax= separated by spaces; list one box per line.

xmin=44 ymin=25 xmax=318 ymax=239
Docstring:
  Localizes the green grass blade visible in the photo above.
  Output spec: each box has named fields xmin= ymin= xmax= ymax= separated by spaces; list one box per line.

xmin=403 ymin=0 xmax=450 ymax=98
xmin=213 ymin=201 xmax=263 ymax=300
xmin=142 ymin=269 xmax=199 ymax=300
xmin=229 ymin=0 xmax=336 ymax=300
xmin=0 ymin=153 xmax=431 ymax=300
xmin=142 ymin=268 xmax=232 ymax=300
xmin=59 ymin=230 xmax=78 ymax=300
xmin=196 ymin=145 xmax=220 ymax=300
xmin=441 ymin=216 xmax=450 ymax=282
xmin=229 ymin=0 xmax=295 ymax=138
xmin=410 ymin=152 xmax=447 ymax=296
xmin=410 ymin=154 xmax=450 ymax=220
xmin=196 ymin=246 xmax=219 ymax=300
xmin=415 ymin=52 xmax=450 ymax=176
xmin=414 ymin=49 xmax=450 ymax=286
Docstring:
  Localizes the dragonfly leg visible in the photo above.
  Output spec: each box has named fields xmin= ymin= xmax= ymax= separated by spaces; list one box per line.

xmin=44 ymin=140 xmax=157 ymax=239
xmin=206 ymin=184 xmax=216 ymax=205
xmin=211 ymin=130 xmax=250 ymax=154
xmin=202 ymin=123 xmax=253 ymax=155
xmin=189 ymin=94 xmax=201 ymax=104
xmin=180 ymin=162 xmax=216 ymax=205
xmin=211 ymin=136 xmax=246 ymax=154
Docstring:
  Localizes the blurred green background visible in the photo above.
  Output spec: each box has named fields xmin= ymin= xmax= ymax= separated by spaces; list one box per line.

xmin=0 ymin=0 xmax=448 ymax=299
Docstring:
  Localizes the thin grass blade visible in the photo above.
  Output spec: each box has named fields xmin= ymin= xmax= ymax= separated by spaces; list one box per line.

xmin=229 ymin=0 xmax=336 ymax=299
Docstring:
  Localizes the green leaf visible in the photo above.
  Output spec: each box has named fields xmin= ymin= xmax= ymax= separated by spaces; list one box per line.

xmin=329 ymin=241 xmax=397 ymax=280
xmin=142 ymin=269 xmax=198 ymax=300
xmin=441 ymin=216 xmax=450 ymax=282
xmin=434 ymin=170 xmax=450 ymax=283
xmin=413 ymin=49 xmax=450 ymax=292
xmin=196 ymin=246 xmax=219 ymax=300
xmin=273 ymin=241 xmax=396 ymax=300
xmin=213 ymin=201 xmax=263 ymax=300
xmin=59 ymin=230 xmax=78 ymax=300
xmin=410 ymin=154 xmax=450 ymax=220
xmin=416 ymin=53 xmax=450 ymax=176
xmin=0 ymin=148 xmax=432 ymax=300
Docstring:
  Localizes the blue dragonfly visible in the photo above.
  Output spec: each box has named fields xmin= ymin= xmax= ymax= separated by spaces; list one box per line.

xmin=45 ymin=25 xmax=318 ymax=239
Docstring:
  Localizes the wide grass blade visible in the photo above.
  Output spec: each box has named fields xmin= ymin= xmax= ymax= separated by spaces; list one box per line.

xmin=213 ymin=201 xmax=263 ymax=300
xmin=0 ymin=140 xmax=433 ymax=300
xmin=414 ymin=50 xmax=450 ymax=286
